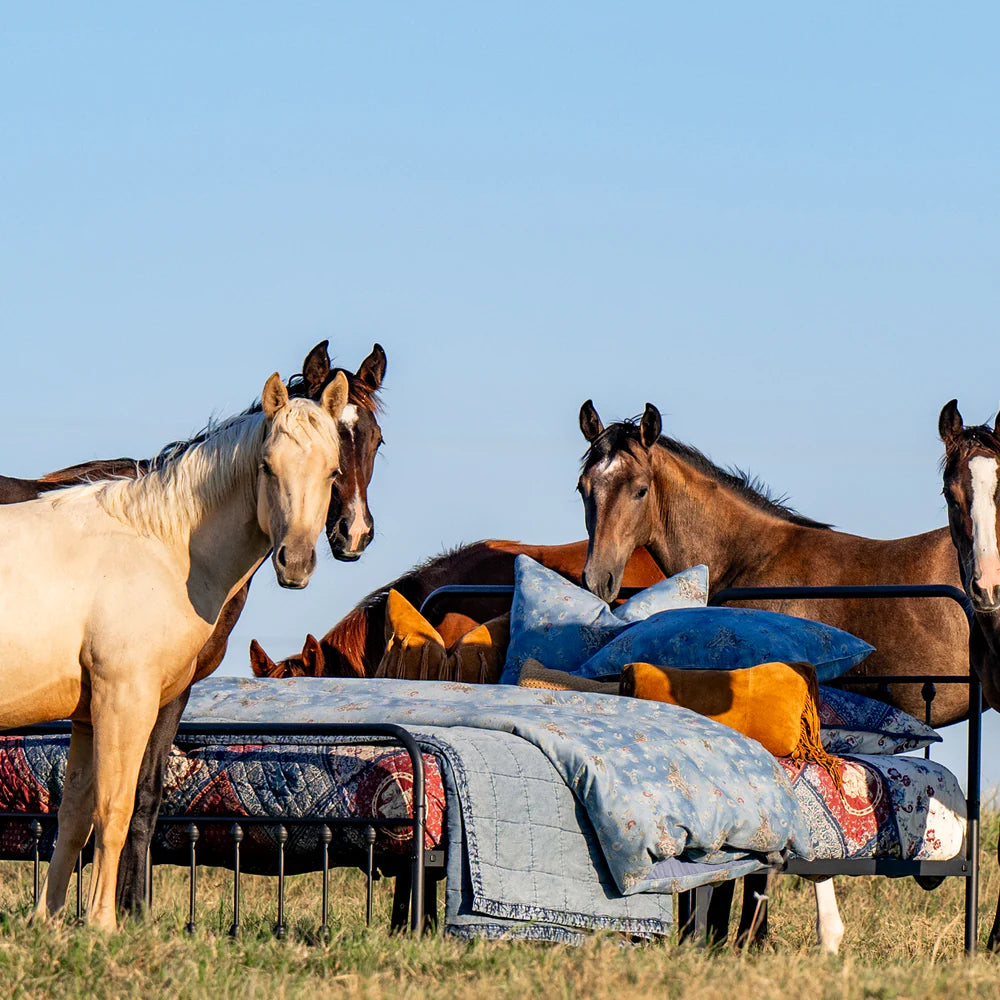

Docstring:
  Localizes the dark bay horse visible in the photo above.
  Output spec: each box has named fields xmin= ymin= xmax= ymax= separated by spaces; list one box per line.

xmin=939 ymin=399 xmax=1000 ymax=949
xmin=1 ymin=341 xmax=386 ymax=915
xmin=249 ymin=540 xmax=665 ymax=678
xmin=577 ymin=398 xmax=998 ymax=951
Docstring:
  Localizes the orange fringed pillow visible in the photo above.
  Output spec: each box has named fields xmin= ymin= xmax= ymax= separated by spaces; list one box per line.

xmin=517 ymin=659 xmax=619 ymax=694
xmin=620 ymin=660 xmax=842 ymax=788
xmin=375 ymin=590 xmax=509 ymax=683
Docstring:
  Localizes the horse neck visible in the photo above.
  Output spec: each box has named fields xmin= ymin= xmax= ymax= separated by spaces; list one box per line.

xmin=646 ymin=447 xmax=798 ymax=590
xmin=98 ymin=415 xmax=270 ymax=596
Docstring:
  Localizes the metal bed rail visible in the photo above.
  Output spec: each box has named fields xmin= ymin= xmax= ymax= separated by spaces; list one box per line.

xmin=0 ymin=721 xmax=433 ymax=936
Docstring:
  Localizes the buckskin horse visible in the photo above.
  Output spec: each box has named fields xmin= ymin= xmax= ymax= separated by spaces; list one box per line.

xmin=0 ymin=340 xmax=387 ymax=916
xmin=576 ymin=398 xmax=998 ymax=952
xmin=0 ymin=372 xmax=347 ymax=930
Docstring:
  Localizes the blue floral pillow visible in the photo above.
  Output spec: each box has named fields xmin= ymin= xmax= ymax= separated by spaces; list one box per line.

xmin=498 ymin=556 xmax=709 ymax=685
xmin=573 ymin=606 xmax=874 ymax=683
xmin=818 ymin=686 xmax=941 ymax=754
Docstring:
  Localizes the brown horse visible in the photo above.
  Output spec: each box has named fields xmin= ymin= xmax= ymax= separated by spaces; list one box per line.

xmin=576 ymin=399 xmax=994 ymax=723
xmin=577 ymin=398 xmax=999 ymax=952
xmin=248 ymin=540 xmax=665 ymax=678
xmin=1 ymin=341 xmax=387 ymax=915
xmin=939 ymin=399 xmax=1000 ymax=949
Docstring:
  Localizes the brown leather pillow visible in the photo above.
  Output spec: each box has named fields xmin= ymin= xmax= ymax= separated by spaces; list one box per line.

xmin=620 ymin=660 xmax=842 ymax=787
xmin=517 ymin=659 xmax=619 ymax=694
xmin=375 ymin=590 xmax=509 ymax=683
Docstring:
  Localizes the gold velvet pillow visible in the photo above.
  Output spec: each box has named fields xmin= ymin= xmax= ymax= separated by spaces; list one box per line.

xmin=620 ymin=660 xmax=842 ymax=787
xmin=517 ymin=659 xmax=619 ymax=694
xmin=376 ymin=590 xmax=508 ymax=683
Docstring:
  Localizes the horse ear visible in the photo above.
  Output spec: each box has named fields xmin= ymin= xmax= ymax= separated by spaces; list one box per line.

xmin=939 ymin=399 xmax=964 ymax=446
xmin=302 ymin=634 xmax=325 ymax=677
xmin=249 ymin=639 xmax=278 ymax=677
xmin=262 ymin=373 xmax=289 ymax=420
xmin=322 ymin=371 xmax=349 ymax=422
xmin=356 ymin=344 xmax=387 ymax=392
xmin=302 ymin=341 xmax=331 ymax=396
xmin=639 ymin=403 xmax=661 ymax=449
xmin=994 ymin=408 xmax=1000 ymax=437
xmin=579 ymin=400 xmax=604 ymax=442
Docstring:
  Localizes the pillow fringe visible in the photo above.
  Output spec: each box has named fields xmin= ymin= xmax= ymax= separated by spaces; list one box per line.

xmin=789 ymin=667 xmax=844 ymax=793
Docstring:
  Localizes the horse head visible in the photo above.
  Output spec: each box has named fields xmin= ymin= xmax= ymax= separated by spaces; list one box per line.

xmin=298 ymin=341 xmax=386 ymax=561
xmin=577 ymin=399 xmax=662 ymax=603
xmin=258 ymin=372 xmax=348 ymax=588
xmin=940 ymin=399 xmax=1000 ymax=612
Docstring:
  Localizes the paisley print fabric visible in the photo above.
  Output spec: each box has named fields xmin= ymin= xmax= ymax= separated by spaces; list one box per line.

xmin=500 ymin=557 xmax=709 ymax=685
xmin=818 ymin=685 xmax=943 ymax=754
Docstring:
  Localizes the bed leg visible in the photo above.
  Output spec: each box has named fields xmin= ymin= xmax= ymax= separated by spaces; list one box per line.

xmin=706 ymin=879 xmax=735 ymax=946
xmin=736 ymin=872 xmax=770 ymax=948
xmin=390 ymin=867 xmax=411 ymax=932
xmin=677 ymin=886 xmax=712 ymax=946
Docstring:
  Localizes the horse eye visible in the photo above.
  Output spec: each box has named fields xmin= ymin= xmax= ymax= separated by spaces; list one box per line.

xmin=330 ymin=468 xmax=340 ymax=479
xmin=261 ymin=461 xmax=275 ymax=478
xmin=634 ymin=486 xmax=648 ymax=500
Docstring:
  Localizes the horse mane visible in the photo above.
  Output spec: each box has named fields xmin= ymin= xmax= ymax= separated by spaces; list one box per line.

xmin=584 ymin=420 xmax=832 ymax=531
xmin=940 ymin=424 xmax=1000 ymax=470
xmin=60 ymin=400 xmax=336 ymax=543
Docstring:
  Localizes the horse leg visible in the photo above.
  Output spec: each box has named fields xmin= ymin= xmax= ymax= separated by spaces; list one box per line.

xmin=116 ymin=687 xmax=191 ymax=916
xmin=814 ymin=878 xmax=844 ymax=954
xmin=33 ymin=722 xmax=95 ymax=922
xmin=86 ymin=687 xmax=159 ymax=931
xmin=987 ymin=841 xmax=1000 ymax=951
xmin=734 ymin=872 xmax=771 ymax=947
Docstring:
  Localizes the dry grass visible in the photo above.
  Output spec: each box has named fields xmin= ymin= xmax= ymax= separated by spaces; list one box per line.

xmin=2 ymin=816 xmax=1000 ymax=999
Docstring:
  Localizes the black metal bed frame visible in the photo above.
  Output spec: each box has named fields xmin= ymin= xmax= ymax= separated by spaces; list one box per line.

xmin=0 ymin=582 xmax=983 ymax=949
xmin=0 ymin=722 xmax=438 ymax=936
xmin=418 ymin=581 xmax=984 ymax=954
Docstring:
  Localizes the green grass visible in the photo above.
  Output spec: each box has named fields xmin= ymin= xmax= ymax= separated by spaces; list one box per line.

xmin=3 ymin=817 xmax=1000 ymax=999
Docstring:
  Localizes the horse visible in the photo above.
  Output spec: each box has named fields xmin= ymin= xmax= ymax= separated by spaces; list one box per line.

xmin=248 ymin=540 xmax=666 ymax=678
xmin=576 ymin=398 xmax=998 ymax=953
xmin=939 ymin=399 xmax=1000 ymax=949
xmin=1 ymin=340 xmax=387 ymax=916
xmin=0 ymin=372 xmax=348 ymax=930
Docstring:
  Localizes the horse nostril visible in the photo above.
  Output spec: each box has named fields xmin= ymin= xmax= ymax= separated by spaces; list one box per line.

xmin=605 ymin=572 xmax=614 ymax=594
xmin=276 ymin=546 xmax=287 ymax=568
xmin=338 ymin=518 xmax=350 ymax=538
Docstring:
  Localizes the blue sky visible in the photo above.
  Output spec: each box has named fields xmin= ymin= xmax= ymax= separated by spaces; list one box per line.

xmin=2 ymin=4 xmax=998 ymax=786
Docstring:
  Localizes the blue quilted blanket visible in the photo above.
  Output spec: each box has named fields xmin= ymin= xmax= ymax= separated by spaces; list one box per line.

xmin=184 ymin=677 xmax=811 ymax=938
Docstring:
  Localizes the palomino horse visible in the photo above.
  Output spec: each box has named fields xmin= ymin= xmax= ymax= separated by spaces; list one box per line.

xmin=940 ymin=399 xmax=1000 ymax=949
xmin=0 ymin=372 xmax=347 ymax=930
xmin=577 ymin=399 xmax=997 ymax=953
xmin=0 ymin=341 xmax=387 ymax=916
xmin=248 ymin=540 xmax=665 ymax=677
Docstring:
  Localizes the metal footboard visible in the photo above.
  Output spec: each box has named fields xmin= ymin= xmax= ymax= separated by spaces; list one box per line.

xmin=0 ymin=721 xmax=434 ymax=936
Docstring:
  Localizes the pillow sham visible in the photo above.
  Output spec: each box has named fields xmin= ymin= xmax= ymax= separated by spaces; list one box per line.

xmin=620 ymin=660 xmax=841 ymax=784
xmin=818 ymin=685 xmax=942 ymax=754
xmin=376 ymin=590 xmax=509 ymax=684
xmin=499 ymin=556 xmax=709 ymax=684
xmin=573 ymin=606 xmax=874 ymax=683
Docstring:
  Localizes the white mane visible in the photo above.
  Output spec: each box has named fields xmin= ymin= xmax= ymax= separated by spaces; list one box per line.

xmin=55 ymin=399 xmax=338 ymax=543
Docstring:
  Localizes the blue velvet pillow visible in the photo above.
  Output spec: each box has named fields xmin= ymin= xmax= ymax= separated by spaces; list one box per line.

xmin=498 ymin=556 xmax=709 ymax=685
xmin=573 ymin=606 xmax=874 ymax=683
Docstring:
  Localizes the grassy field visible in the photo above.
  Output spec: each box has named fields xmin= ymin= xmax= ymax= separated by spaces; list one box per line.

xmin=3 ymin=816 xmax=1000 ymax=999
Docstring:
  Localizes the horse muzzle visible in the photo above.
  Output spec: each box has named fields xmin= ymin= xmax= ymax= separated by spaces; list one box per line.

xmin=273 ymin=543 xmax=317 ymax=589
xmin=327 ymin=510 xmax=374 ymax=562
